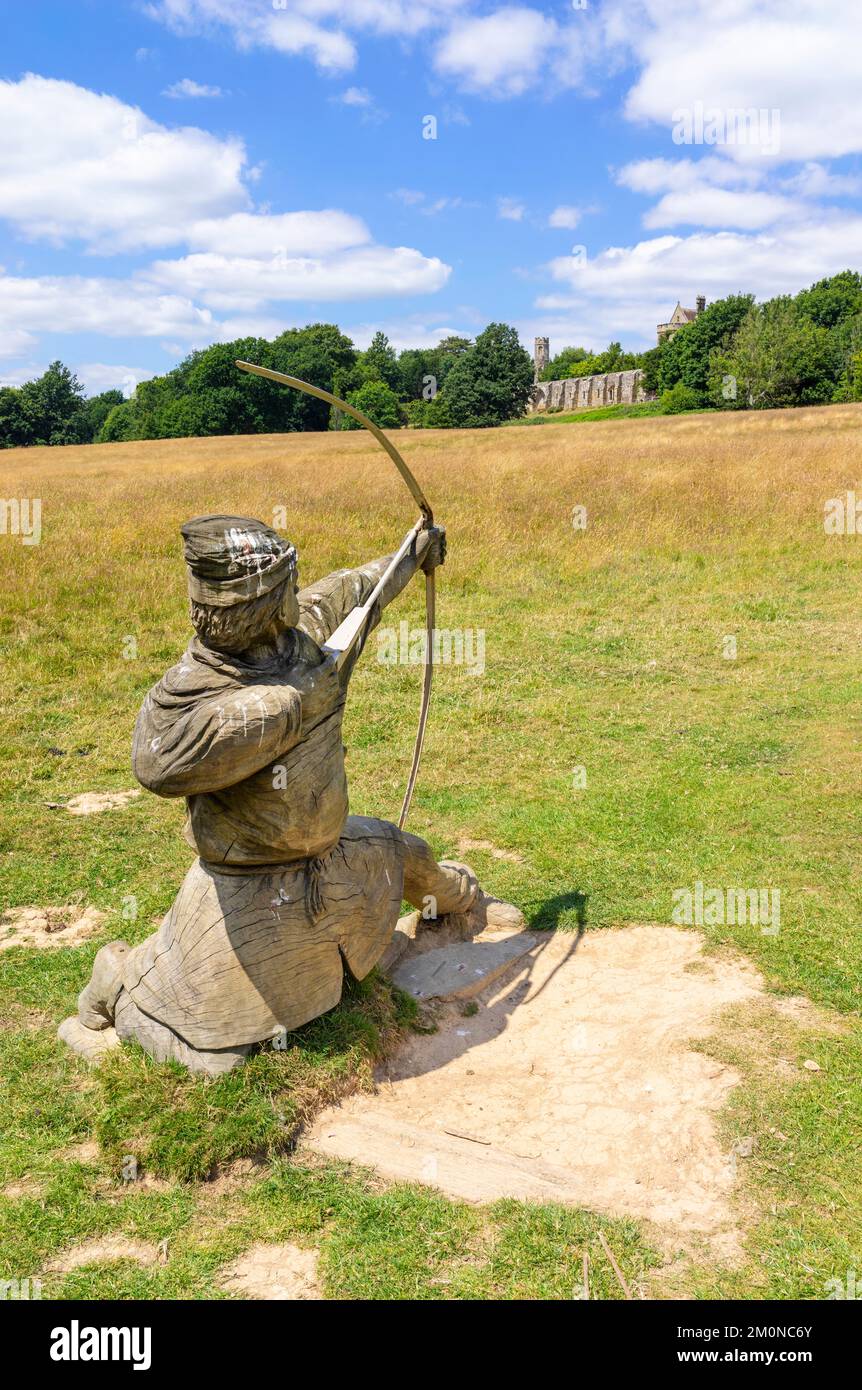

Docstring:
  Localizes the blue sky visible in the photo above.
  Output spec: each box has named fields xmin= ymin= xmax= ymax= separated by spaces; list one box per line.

xmin=2 ymin=0 xmax=861 ymax=395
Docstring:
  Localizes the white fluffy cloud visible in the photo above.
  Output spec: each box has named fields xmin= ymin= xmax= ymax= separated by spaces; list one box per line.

xmin=434 ymin=9 xmax=556 ymax=96
xmin=75 ymin=363 xmax=156 ymax=396
xmin=0 ymin=329 xmax=39 ymax=360
xmin=343 ymin=316 xmax=472 ymax=351
xmin=535 ymin=214 xmax=862 ymax=348
xmin=0 ymin=271 xmax=217 ymax=341
xmin=497 ymin=196 xmax=526 ymax=222
xmin=143 ymin=0 xmax=862 ymax=148
xmin=643 ymin=188 xmax=799 ymax=232
xmin=548 ymin=206 xmax=583 ymax=230
xmin=0 ymin=75 xmax=249 ymax=252
xmin=145 ymin=245 xmax=450 ymax=309
xmin=186 ymin=210 xmax=371 ymax=257
xmin=610 ymin=0 xmax=862 ymax=163
xmin=616 ymin=157 xmax=762 ymax=196
xmin=163 ymin=78 xmax=224 ymax=98
xmin=0 ymin=76 xmax=452 ymax=361
xmin=338 ymin=87 xmax=373 ymax=107
xmin=146 ymin=0 xmax=471 ymax=74
xmin=615 ymin=146 xmax=859 ymax=233
xmin=148 ymin=0 xmax=356 ymax=71
xmin=329 ymin=85 xmax=388 ymax=123
xmin=781 ymin=163 xmax=862 ymax=200
xmin=149 ymin=0 xmax=592 ymax=97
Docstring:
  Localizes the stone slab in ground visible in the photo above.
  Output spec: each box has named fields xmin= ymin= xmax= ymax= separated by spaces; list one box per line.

xmin=304 ymin=926 xmax=773 ymax=1237
xmin=390 ymin=930 xmax=545 ymax=1000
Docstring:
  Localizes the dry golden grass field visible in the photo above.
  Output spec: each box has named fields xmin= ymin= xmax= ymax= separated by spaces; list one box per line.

xmin=1 ymin=403 xmax=861 ymax=1299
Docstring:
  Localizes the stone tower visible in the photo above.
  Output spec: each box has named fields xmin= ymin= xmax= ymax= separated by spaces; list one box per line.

xmin=534 ymin=336 xmax=549 ymax=382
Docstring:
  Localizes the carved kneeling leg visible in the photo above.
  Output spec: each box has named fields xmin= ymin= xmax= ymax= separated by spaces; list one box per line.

xmin=113 ymin=992 xmax=253 ymax=1077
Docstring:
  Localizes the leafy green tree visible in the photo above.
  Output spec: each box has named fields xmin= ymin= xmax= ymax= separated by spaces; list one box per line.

xmin=434 ymin=336 xmax=473 ymax=392
xmin=79 ymin=389 xmax=124 ymax=442
xmin=361 ymin=331 xmax=400 ymax=390
xmin=343 ymin=379 xmax=403 ymax=429
xmin=97 ymin=324 xmax=359 ymax=441
xmin=660 ymin=382 xmax=702 ymax=414
xmin=709 ymin=298 xmax=834 ymax=409
xmin=397 ymin=348 xmax=442 ymax=402
xmin=403 ymin=393 xmax=453 ymax=428
xmin=847 ymin=350 xmax=862 ymax=401
xmin=396 ymin=339 xmax=470 ymax=404
xmin=0 ymin=386 xmax=33 ymax=448
xmin=436 ymin=334 xmax=472 ymax=359
xmin=796 ymin=271 xmax=862 ymax=329
xmin=540 ymin=346 xmax=589 ymax=382
xmin=659 ymin=295 xmax=754 ymax=396
xmin=18 ymin=361 xmax=87 ymax=444
xmin=267 ymin=323 xmax=356 ymax=429
xmin=639 ymin=344 xmax=664 ymax=395
xmin=99 ymin=401 xmax=138 ymax=443
xmin=444 ymin=322 xmax=534 ymax=428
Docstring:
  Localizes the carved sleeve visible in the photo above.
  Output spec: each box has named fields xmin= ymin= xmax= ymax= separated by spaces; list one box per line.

xmin=132 ymin=682 xmax=302 ymax=797
xmin=296 ymin=555 xmax=393 ymax=646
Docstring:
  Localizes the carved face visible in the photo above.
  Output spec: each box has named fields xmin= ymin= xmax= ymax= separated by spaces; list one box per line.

xmin=278 ymin=577 xmax=301 ymax=630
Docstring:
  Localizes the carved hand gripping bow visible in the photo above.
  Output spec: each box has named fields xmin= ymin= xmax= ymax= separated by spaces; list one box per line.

xmin=235 ymin=360 xmax=436 ymax=829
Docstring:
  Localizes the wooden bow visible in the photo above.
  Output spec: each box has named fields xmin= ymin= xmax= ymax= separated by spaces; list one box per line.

xmin=235 ymin=360 xmax=435 ymax=828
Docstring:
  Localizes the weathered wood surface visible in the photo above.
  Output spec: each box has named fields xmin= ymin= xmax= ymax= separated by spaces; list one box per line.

xmin=57 ymin=514 xmax=502 ymax=1076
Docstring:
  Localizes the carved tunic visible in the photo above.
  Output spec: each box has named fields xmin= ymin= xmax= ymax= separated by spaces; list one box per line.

xmin=131 ymin=559 xmax=389 ymax=868
xmin=118 ymin=558 xmax=409 ymax=1050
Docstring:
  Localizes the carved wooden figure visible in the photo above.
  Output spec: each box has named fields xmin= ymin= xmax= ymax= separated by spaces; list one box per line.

xmin=60 ymin=510 xmax=486 ymax=1074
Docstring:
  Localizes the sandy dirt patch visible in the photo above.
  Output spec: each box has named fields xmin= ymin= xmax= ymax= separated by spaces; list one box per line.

xmin=202 ymin=1157 xmax=269 ymax=1196
xmin=0 ymin=904 xmax=105 ymax=951
xmin=457 ymin=836 xmax=524 ymax=864
xmin=60 ymin=790 xmax=141 ymax=816
xmin=306 ymin=926 xmax=771 ymax=1240
xmin=1 ymin=1177 xmax=45 ymax=1199
xmin=58 ymin=1140 xmax=102 ymax=1164
xmin=45 ymin=1234 xmax=162 ymax=1273
xmin=219 ymin=1243 xmax=322 ymax=1300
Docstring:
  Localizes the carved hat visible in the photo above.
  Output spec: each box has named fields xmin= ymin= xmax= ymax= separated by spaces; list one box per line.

xmin=181 ymin=514 xmax=297 ymax=608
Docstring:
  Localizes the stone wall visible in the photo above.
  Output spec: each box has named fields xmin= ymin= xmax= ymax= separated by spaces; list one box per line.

xmin=528 ymin=368 xmax=646 ymax=414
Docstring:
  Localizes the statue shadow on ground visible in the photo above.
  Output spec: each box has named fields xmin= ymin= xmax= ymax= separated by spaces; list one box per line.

xmin=375 ymin=888 xmax=590 ymax=1085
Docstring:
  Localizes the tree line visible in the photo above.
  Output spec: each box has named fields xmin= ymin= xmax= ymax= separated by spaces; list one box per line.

xmin=0 ymin=368 xmax=124 ymax=449
xmin=2 ymin=271 xmax=861 ymax=448
xmin=0 ymin=321 xmax=535 ymax=448
xmin=540 ymin=270 xmax=862 ymax=414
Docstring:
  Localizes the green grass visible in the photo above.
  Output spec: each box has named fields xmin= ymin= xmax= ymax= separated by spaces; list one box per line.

xmin=1 ymin=408 xmax=861 ymax=1298
xmin=510 ymin=400 xmax=720 ymax=425
xmin=3 ymin=1156 xmax=661 ymax=1300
